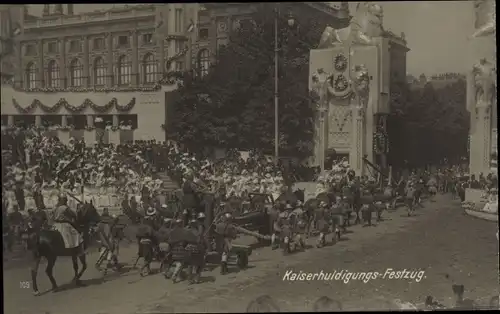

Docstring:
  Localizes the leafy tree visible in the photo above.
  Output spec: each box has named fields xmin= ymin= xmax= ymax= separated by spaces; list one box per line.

xmin=170 ymin=3 xmax=322 ymax=158
xmin=388 ymin=78 xmax=469 ymax=168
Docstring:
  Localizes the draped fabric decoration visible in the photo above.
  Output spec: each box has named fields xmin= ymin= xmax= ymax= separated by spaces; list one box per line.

xmin=12 ymin=97 xmax=136 ymax=114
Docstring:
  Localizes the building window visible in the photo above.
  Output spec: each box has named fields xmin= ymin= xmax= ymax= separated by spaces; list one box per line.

xmin=25 ymin=62 xmax=37 ymax=89
xmin=69 ymin=40 xmax=81 ymax=53
xmin=93 ymin=57 xmax=107 ymax=86
xmin=24 ymin=44 xmax=36 ymax=56
xmin=198 ymin=28 xmax=209 ymax=40
xmin=142 ymin=33 xmax=154 ymax=45
xmin=117 ymin=55 xmax=131 ymax=85
xmin=175 ymin=8 xmax=183 ymax=32
xmin=175 ymin=40 xmax=183 ymax=54
xmin=93 ymin=38 xmax=105 ymax=50
xmin=118 ymin=35 xmax=129 ymax=47
xmin=142 ymin=53 xmax=157 ymax=84
xmin=47 ymin=42 xmax=58 ymax=53
xmin=197 ymin=49 xmax=210 ymax=77
xmin=175 ymin=61 xmax=184 ymax=72
xmin=47 ymin=60 xmax=60 ymax=88
xmin=69 ymin=58 xmax=83 ymax=87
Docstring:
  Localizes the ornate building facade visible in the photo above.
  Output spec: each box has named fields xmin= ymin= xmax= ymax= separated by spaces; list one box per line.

xmin=1 ymin=3 xmax=349 ymax=145
xmin=1 ymin=4 xmax=198 ymax=144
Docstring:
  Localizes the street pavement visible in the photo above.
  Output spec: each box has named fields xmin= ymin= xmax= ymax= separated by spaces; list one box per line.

xmin=3 ymin=194 xmax=499 ymax=314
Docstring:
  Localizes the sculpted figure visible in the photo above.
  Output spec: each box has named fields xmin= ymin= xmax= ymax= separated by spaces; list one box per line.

xmin=470 ymin=0 xmax=496 ymax=39
xmin=350 ymin=65 xmax=370 ymax=115
xmin=471 ymin=58 xmax=496 ymax=109
xmin=318 ymin=2 xmax=384 ymax=48
xmin=311 ymin=69 xmax=333 ymax=106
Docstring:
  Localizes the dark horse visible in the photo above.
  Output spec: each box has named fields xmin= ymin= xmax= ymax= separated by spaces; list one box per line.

xmin=28 ymin=202 xmax=101 ymax=296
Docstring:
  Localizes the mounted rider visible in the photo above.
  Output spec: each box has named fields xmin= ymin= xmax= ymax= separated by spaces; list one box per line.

xmin=52 ymin=194 xmax=83 ymax=249
xmin=215 ymin=212 xmax=237 ymax=275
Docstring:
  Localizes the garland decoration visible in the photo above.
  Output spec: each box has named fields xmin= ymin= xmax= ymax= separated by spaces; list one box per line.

xmin=334 ymin=54 xmax=348 ymax=72
xmin=12 ymin=97 xmax=136 ymax=114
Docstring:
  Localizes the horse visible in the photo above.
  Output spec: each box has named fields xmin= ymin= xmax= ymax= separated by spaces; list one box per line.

xmin=28 ymin=202 xmax=101 ymax=296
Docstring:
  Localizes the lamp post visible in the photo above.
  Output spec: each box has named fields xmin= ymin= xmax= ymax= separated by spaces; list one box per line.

xmin=273 ymin=5 xmax=295 ymax=165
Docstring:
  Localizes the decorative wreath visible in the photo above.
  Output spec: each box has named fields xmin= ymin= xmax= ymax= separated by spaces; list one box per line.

xmin=333 ymin=74 xmax=349 ymax=92
xmin=334 ymin=54 xmax=348 ymax=72
xmin=12 ymin=97 xmax=136 ymax=114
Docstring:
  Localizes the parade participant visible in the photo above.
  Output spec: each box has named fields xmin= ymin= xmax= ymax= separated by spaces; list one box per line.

xmin=290 ymin=203 xmax=306 ymax=250
xmin=330 ymin=196 xmax=346 ymax=238
xmin=215 ymin=212 xmax=238 ymax=275
xmin=315 ymin=201 xmax=331 ymax=248
xmin=135 ymin=208 xmax=159 ymax=276
xmin=405 ymin=182 xmax=417 ymax=216
xmin=52 ymin=195 xmax=83 ymax=249
xmin=7 ymin=204 xmax=24 ymax=246
xmin=182 ymin=170 xmax=199 ymax=218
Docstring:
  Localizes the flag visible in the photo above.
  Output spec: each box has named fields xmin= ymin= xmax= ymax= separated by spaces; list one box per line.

xmin=186 ymin=19 xmax=195 ymax=33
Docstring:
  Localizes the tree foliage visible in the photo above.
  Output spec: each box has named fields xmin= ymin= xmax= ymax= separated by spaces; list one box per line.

xmin=388 ymin=78 xmax=469 ymax=168
xmin=170 ymin=3 xmax=323 ymax=157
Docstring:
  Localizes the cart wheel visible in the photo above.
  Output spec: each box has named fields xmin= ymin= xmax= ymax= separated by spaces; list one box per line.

xmin=236 ymin=252 xmax=248 ymax=269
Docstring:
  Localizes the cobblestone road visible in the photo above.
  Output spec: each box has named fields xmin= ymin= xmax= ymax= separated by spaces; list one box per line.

xmin=3 ymin=195 xmax=499 ymax=314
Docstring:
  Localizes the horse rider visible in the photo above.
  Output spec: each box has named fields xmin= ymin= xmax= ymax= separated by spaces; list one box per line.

xmin=215 ymin=212 xmax=238 ymax=275
xmin=52 ymin=195 xmax=84 ymax=250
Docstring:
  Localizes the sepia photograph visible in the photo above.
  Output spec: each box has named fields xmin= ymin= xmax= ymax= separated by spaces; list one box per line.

xmin=1 ymin=2 xmax=498 ymax=313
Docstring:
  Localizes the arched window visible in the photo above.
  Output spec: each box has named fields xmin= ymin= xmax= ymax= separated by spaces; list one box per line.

xmin=93 ymin=57 xmax=107 ymax=86
xmin=117 ymin=55 xmax=131 ymax=85
xmin=47 ymin=60 xmax=60 ymax=88
xmin=142 ymin=53 xmax=157 ymax=84
xmin=69 ymin=58 xmax=83 ymax=87
xmin=25 ymin=62 xmax=37 ymax=89
xmin=197 ymin=49 xmax=210 ymax=77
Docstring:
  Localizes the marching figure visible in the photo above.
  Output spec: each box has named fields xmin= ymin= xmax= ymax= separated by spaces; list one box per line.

xmin=315 ymin=201 xmax=331 ymax=248
xmin=215 ymin=212 xmax=237 ymax=275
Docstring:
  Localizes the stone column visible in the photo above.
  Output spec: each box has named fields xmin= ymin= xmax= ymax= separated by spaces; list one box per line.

xmin=7 ymin=116 xmax=14 ymax=126
xmin=350 ymin=106 xmax=364 ymax=176
xmin=59 ymin=38 xmax=66 ymax=88
xmin=86 ymin=115 xmax=94 ymax=128
xmin=112 ymin=115 xmax=119 ymax=127
xmin=318 ymin=108 xmax=328 ymax=171
xmin=131 ymin=30 xmax=139 ymax=85
xmin=82 ymin=35 xmax=90 ymax=87
xmin=158 ymin=43 xmax=165 ymax=81
xmin=61 ymin=115 xmax=67 ymax=127
xmin=35 ymin=116 xmax=42 ymax=126
xmin=470 ymin=107 xmax=492 ymax=176
xmin=37 ymin=41 xmax=44 ymax=88
xmin=15 ymin=41 xmax=22 ymax=89
xmin=106 ymin=33 xmax=114 ymax=86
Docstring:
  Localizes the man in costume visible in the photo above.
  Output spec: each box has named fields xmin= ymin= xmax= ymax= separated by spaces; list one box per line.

xmin=215 ymin=212 xmax=237 ymax=275
xmin=52 ymin=195 xmax=83 ymax=250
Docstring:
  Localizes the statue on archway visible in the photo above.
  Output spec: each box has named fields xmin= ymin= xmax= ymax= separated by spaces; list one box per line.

xmin=350 ymin=65 xmax=370 ymax=116
xmin=318 ymin=2 xmax=384 ymax=48
xmin=471 ymin=58 xmax=496 ymax=110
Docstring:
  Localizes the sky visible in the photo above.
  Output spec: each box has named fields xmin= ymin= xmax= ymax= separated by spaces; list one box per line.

xmin=28 ymin=2 xmax=495 ymax=76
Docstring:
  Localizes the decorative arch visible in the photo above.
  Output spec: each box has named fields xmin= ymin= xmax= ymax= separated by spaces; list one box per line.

xmin=117 ymin=55 xmax=131 ymax=85
xmin=197 ymin=49 xmax=210 ymax=77
xmin=93 ymin=57 xmax=107 ymax=86
xmin=69 ymin=58 xmax=83 ymax=87
xmin=142 ymin=53 xmax=157 ymax=84
xmin=47 ymin=60 xmax=60 ymax=88
xmin=25 ymin=62 xmax=37 ymax=89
